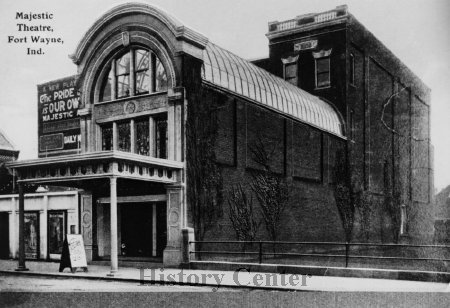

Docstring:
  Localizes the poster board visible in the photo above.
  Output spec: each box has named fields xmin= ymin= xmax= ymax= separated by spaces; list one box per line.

xmin=37 ymin=76 xmax=82 ymax=157
xmin=24 ymin=212 xmax=39 ymax=259
xmin=59 ymin=234 xmax=88 ymax=273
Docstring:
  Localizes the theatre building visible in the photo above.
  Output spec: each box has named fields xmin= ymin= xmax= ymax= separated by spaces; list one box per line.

xmin=7 ymin=3 xmax=433 ymax=271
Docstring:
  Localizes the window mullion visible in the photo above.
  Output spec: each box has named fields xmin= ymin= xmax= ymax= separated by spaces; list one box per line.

xmin=149 ymin=117 xmax=155 ymax=157
xmin=151 ymin=52 xmax=156 ymax=92
xmin=130 ymin=50 xmax=136 ymax=96
xmin=112 ymin=60 xmax=117 ymax=99
xmin=112 ymin=122 xmax=118 ymax=151
xmin=130 ymin=119 xmax=136 ymax=154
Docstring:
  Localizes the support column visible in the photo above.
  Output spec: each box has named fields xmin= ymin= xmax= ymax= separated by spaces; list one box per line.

xmin=108 ymin=177 xmax=118 ymax=275
xmin=80 ymin=192 xmax=95 ymax=262
xmin=168 ymin=87 xmax=184 ymax=162
xmin=78 ymin=107 xmax=92 ymax=153
xmin=10 ymin=197 xmax=16 ymax=259
xmin=152 ymin=203 xmax=157 ymax=257
xmin=15 ymin=183 xmax=28 ymax=271
xmin=40 ymin=194 xmax=48 ymax=260
xmin=167 ymin=102 xmax=175 ymax=161
xmin=163 ymin=184 xmax=184 ymax=267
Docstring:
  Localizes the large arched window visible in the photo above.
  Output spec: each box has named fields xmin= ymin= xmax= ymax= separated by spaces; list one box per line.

xmin=100 ymin=48 xmax=168 ymax=102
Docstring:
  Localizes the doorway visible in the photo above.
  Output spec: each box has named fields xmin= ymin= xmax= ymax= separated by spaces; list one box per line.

xmin=0 ymin=213 xmax=9 ymax=259
xmin=120 ymin=202 xmax=166 ymax=258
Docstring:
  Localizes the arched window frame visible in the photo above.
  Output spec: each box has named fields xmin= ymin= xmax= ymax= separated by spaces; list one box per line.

xmin=99 ymin=46 xmax=169 ymax=102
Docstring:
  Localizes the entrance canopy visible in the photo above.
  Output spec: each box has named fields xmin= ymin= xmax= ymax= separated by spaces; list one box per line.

xmin=7 ymin=151 xmax=183 ymax=185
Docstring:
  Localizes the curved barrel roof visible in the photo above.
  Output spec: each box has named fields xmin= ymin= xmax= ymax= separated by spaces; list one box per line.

xmin=202 ymin=42 xmax=344 ymax=137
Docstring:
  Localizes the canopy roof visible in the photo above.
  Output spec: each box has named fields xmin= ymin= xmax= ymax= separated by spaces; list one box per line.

xmin=0 ymin=129 xmax=17 ymax=152
xmin=202 ymin=42 xmax=344 ymax=137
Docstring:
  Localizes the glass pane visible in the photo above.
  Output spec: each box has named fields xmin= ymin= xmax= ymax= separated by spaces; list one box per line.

xmin=100 ymin=66 xmax=113 ymax=101
xmin=155 ymin=118 xmax=168 ymax=159
xmin=286 ymin=77 xmax=298 ymax=85
xmin=136 ymin=71 xmax=150 ymax=94
xmin=285 ymin=63 xmax=297 ymax=78
xmin=135 ymin=49 xmax=149 ymax=71
xmin=316 ymin=58 xmax=330 ymax=73
xmin=24 ymin=212 xmax=39 ymax=259
xmin=117 ymin=75 xmax=130 ymax=98
xmin=317 ymin=72 xmax=330 ymax=87
xmin=118 ymin=122 xmax=131 ymax=152
xmin=102 ymin=125 xmax=113 ymax=151
xmin=136 ymin=119 xmax=150 ymax=156
xmin=116 ymin=53 xmax=131 ymax=75
xmin=155 ymin=58 xmax=168 ymax=92
xmin=48 ymin=212 xmax=65 ymax=254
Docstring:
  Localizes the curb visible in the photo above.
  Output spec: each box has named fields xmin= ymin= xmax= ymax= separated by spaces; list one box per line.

xmin=0 ymin=269 xmax=311 ymax=292
xmin=188 ymin=261 xmax=450 ymax=283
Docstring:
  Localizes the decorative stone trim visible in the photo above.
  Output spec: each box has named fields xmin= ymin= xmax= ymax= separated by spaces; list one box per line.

xmin=281 ymin=55 xmax=299 ymax=65
xmin=121 ymin=31 xmax=130 ymax=47
xmin=312 ymin=49 xmax=332 ymax=59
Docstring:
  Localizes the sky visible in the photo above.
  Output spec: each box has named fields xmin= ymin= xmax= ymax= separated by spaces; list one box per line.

xmin=0 ymin=0 xmax=449 ymax=190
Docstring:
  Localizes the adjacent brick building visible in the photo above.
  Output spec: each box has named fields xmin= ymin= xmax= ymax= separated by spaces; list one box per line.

xmin=249 ymin=5 xmax=433 ymax=244
xmin=7 ymin=3 xmax=433 ymax=271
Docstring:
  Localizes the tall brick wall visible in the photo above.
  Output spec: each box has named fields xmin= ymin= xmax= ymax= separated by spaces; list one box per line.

xmin=197 ymin=90 xmax=346 ymax=243
xmin=367 ymin=59 xmax=394 ymax=194
xmin=348 ymin=17 xmax=433 ymax=243
xmin=246 ymin=104 xmax=285 ymax=173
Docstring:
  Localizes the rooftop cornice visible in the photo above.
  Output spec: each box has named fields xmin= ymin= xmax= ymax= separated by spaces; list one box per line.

xmin=266 ymin=5 xmax=348 ymax=40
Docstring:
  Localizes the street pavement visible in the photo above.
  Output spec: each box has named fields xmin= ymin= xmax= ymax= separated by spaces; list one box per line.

xmin=0 ymin=260 xmax=449 ymax=292
xmin=0 ymin=275 xmax=237 ymax=292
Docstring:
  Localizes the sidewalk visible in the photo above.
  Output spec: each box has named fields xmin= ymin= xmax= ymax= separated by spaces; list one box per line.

xmin=1 ymin=260 xmax=449 ymax=292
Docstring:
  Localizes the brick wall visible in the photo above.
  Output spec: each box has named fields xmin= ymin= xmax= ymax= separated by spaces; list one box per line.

xmin=349 ymin=17 xmax=433 ymax=243
xmin=202 ymin=93 xmax=346 ymax=243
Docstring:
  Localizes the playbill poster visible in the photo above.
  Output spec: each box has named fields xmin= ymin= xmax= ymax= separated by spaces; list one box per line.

xmin=0 ymin=0 xmax=449 ymax=306
xmin=48 ymin=211 xmax=65 ymax=256
xmin=24 ymin=212 xmax=39 ymax=259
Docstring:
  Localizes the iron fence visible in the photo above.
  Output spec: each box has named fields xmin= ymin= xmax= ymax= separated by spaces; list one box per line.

xmin=188 ymin=240 xmax=450 ymax=269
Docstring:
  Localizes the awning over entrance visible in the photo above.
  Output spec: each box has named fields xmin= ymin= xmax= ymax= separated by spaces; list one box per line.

xmin=6 ymin=150 xmax=184 ymax=275
xmin=7 ymin=151 xmax=184 ymax=185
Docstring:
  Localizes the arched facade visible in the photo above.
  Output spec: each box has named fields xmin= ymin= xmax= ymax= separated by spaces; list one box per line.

xmin=68 ymin=3 xmax=210 ymax=269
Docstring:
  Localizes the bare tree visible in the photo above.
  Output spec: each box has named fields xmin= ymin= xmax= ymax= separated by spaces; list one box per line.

xmin=251 ymin=172 xmax=289 ymax=245
xmin=228 ymin=184 xmax=260 ymax=250
xmin=249 ymin=136 xmax=290 ymax=252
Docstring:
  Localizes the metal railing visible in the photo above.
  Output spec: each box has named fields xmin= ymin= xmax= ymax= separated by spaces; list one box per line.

xmin=189 ymin=240 xmax=450 ymax=269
